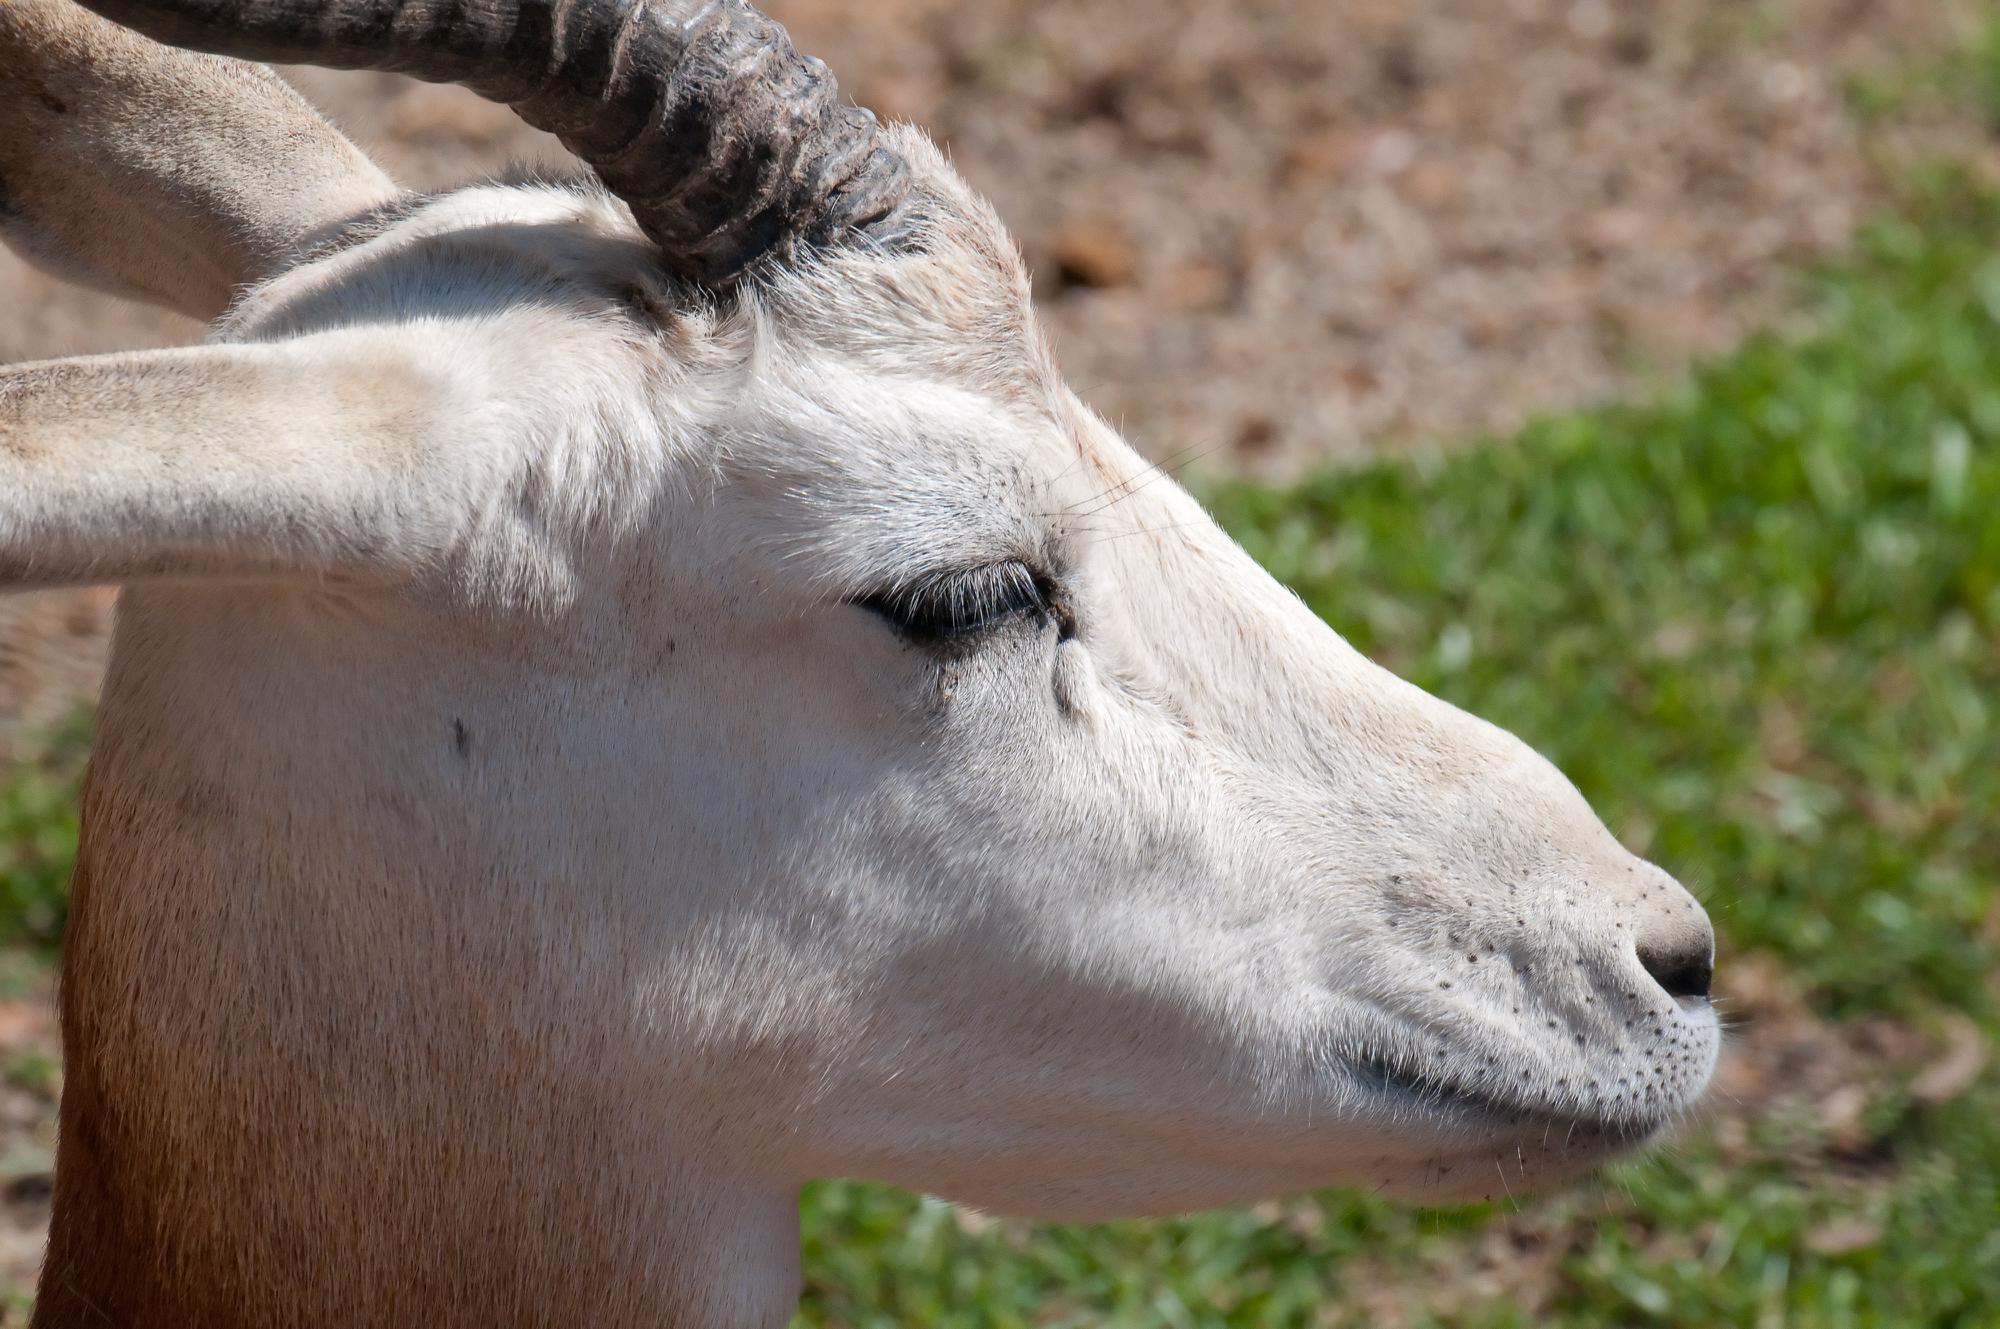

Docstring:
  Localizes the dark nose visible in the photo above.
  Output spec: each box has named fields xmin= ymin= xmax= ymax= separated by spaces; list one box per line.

xmin=1636 ymin=928 xmax=1714 ymax=1001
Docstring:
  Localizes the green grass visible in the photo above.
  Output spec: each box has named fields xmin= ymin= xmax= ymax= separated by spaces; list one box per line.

xmin=0 ymin=711 xmax=86 ymax=950
xmin=1848 ymin=7 xmax=2000 ymax=130
xmin=6 ymin=173 xmax=2000 ymax=1329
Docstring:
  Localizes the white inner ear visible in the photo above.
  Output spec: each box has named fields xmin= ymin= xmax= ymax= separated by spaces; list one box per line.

xmin=0 ymin=333 xmax=480 ymax=590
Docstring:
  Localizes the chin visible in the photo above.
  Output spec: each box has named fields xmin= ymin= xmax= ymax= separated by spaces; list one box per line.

xmin=1363 ymin=1111 xmax=1674 ymax=1206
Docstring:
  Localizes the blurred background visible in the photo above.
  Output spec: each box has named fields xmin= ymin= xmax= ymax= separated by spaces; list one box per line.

xmin=2 ymin=0 xmax=1997 ymax=1323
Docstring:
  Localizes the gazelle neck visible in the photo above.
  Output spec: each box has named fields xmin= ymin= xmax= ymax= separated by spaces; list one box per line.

xmin=35 ymin=605 xmax=809 ymax=1328
xmin=41 ymin=1030 xmax=804 ymax=1327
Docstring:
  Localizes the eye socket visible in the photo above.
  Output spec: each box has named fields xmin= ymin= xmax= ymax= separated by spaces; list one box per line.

xmin=856 ymin=560 xmax=1064 ymax=643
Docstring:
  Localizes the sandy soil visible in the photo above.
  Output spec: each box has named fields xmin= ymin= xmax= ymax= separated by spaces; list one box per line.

xmin=7 ymin=1 xmax=1976 ymax=450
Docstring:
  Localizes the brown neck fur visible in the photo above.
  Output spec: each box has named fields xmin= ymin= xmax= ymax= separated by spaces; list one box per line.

xmin=35 ymin=769 xmax=799 ymax=1328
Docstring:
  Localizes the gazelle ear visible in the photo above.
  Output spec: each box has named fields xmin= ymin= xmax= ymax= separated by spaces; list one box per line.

xmin=1 ymin=336 xmax=483 ymax=590
xmin=0 ymin=0 xmax=395 ymax=321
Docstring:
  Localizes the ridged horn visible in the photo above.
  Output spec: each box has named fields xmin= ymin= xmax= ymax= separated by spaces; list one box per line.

xmin=73 ymin=0 xmax=914 ymax=287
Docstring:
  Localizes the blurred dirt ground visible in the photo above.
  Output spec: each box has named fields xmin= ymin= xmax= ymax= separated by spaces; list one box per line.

xmin=0 ymin=0 xmax=1989 ymax=749
xmin=9 ymin=1 xmax=1983 ymax=454
xmin=0 ymin=0 xmax=1994 ymax=1310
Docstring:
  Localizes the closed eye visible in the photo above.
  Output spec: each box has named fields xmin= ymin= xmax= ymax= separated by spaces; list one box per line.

xmin=855 ymin=560 xmax=1069 ymax=643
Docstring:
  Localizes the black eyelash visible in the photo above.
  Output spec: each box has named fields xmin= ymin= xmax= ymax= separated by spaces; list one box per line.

xmin=857 ymin=561 xmax=1059 ymax=642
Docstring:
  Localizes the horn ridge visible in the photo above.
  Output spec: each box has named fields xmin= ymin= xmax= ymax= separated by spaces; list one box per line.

xmin=75 ymin=0 xmax=914 ymax=286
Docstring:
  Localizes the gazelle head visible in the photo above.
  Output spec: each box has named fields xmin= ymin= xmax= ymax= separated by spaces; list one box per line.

xmin=2 ymin=0 xmax=1717 ymax=1316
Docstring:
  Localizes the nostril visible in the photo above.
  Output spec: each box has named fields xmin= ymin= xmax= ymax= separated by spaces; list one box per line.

xmin=1637 ymin=939 xmax=1713 ymax=1001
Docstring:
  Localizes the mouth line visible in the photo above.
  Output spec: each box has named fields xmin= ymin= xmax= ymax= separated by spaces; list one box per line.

xmin=1351 ymin=1051 xmax=1521 ymax=1119
xmin=1347 ymin=1050 xmax=1668 ymax=1145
